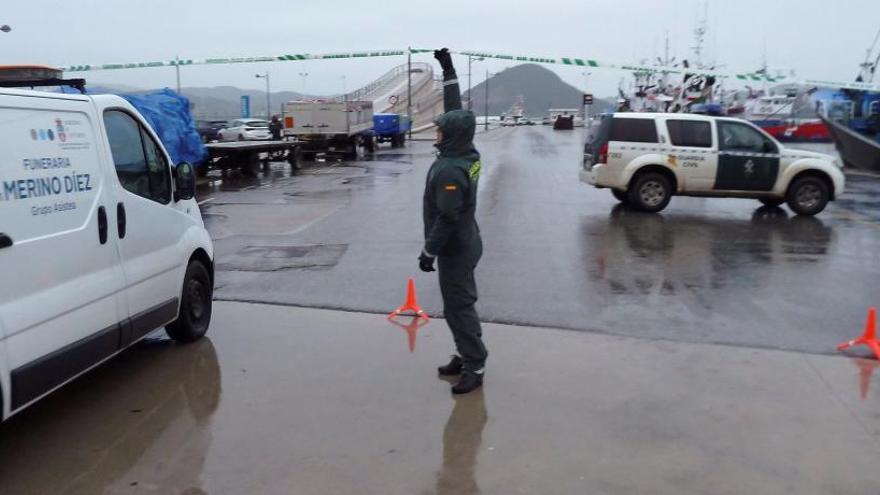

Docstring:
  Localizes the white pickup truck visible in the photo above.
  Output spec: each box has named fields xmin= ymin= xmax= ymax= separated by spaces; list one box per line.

xmin=580 ymin=113 xmax=845 ymax=215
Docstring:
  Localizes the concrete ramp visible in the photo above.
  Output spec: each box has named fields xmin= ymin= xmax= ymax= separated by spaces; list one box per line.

xmin=335 ymin=63 xmax=444 ymax=131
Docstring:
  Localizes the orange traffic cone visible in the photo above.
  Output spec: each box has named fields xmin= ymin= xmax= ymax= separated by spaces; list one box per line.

xmin=388 ymin=278 xmax=429 ymax=320
xmin=837 ymin=307 xmax=880 ymax=360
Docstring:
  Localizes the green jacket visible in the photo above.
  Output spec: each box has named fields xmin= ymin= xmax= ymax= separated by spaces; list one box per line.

xmin=423 ymin=67 xmax=482 ymax=257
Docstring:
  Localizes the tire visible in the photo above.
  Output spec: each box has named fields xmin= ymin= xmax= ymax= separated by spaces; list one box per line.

xmin=611 ymin=189 xmax=629 ymax=203
xmin=759 ymin=197 xmax=785 ymax=207
xmin=399 ymin=133 xmax=406 ymax=147
xmin=786 ymin=175 xmax=829 ymax=216
xmin=390 ymin=135 xmax=399 ymax=148
xmin=166 ymin=260 xmax=213 ymax=343
xmin=628 ymin=172 xmax=672 ymax=213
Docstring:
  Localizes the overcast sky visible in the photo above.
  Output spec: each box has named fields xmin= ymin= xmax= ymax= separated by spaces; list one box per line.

xmin=2 ymin=0 xmax=878 ymax=98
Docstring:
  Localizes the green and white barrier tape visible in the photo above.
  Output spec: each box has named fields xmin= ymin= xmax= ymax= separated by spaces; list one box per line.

xmin=61 ymin=47 xmax=880 ymax=93
xmin=64 ymin=50 xmax=409 ymax=73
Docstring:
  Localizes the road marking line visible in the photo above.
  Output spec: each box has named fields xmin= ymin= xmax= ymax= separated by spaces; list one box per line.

xmin=198 ymin=197 xmax=215 ymax=206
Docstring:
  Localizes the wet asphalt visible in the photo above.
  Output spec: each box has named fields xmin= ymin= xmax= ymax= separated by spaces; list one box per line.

xmin=202 ymin=126 xmax=880 ymax=356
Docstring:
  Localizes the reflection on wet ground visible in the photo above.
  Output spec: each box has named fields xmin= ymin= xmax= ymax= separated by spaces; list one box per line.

xmin=201 ymin=127 xmax=880 ymax=356
xmin=4 ymin=302 xmax=880 ymax=494
xmin=0 ymin=338 xmax=220 ymax=495
xmin=436 ymin=390 xmax=487 ymax=495
xmin=587 ymin=204 xmax=835 ymax=296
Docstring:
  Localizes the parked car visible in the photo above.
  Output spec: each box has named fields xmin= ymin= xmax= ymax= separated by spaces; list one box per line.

xmin=218 ymin=118 xmax=271 ymax=141
xmin=0 ymin=87 xmax=215 ymax=421
xmin=580 ymin=113 xmax=845 ymax=215
xmin=196 ymin=120 xmax=228 ymax=142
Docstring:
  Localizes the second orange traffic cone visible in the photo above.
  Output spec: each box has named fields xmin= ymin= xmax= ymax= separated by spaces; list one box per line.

xmin=837 ymin=307 xmax=880 ymax=360
xmin=388 ymin=278 xmax=429 ymax=320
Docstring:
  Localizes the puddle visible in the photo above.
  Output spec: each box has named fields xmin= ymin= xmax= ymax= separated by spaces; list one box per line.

xmin=218 ymin=244 xmax=349 ymax=272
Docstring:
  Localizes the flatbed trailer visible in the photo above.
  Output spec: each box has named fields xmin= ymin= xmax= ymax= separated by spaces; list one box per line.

xmin=202 ymin=140 xmax=300 ymax=176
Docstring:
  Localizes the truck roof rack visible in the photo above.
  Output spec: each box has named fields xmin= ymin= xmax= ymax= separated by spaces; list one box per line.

xmin=0 ymin=65 xmax=86 ymax=94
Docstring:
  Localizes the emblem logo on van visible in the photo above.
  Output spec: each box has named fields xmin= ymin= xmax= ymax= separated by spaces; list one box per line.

xmin=55 ymin=119 xmax=67 ymax=142
xmin=744 ymin=160 xmax=756 ymax=177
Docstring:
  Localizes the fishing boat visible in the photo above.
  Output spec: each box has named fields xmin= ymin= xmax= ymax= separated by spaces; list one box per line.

xmin=817 ymin=29 xmax=880 ymax=172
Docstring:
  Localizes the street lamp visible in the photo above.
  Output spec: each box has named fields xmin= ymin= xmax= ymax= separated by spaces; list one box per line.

xmin=340 ymin=75 xmax=347 ymax=97
xmin=255 ymin=72 xmax=271 ymax=119
xmin=582 ymin=71 xmax=592 ymax=122
xmin=0 ymin=25 xmax=11 ymax=33
xmin=484 ymin=70 xmax=496 ymax=131
xmin=298 ymin=72 xmax=309 ymax=93
xmin=467 ymin=55 xmax=484 ymax=111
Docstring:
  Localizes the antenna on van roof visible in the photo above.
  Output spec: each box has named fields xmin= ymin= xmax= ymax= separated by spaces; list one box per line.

xmin=0 ymin=65 xmax=86 ymax=94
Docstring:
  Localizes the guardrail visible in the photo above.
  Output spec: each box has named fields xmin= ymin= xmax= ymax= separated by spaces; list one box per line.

xmin=332 ymin=62 xmax=432 ymax=104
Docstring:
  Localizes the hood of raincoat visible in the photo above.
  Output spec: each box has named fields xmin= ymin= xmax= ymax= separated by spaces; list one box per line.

xmin=434 ymin=109 xmax=478 ymax=158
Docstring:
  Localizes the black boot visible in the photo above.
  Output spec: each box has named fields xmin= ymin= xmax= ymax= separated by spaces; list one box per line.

xmin=438 ymin=355 xmax=463 ymax=376
xmin=451 ymin=371 xmax=483 ymax=394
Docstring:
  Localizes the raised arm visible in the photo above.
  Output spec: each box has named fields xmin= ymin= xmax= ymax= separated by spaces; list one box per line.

xmin=434 ymin=48 xmax=462 ymax=112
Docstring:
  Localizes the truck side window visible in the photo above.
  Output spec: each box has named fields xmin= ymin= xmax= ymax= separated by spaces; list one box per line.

xmin=718 ymin=121 xmax=776 ymax=153
xmin=609 ymin=118 xmax=658 ymax=143
xmin=666 ymin=120 xmax=712 ymax=147
xmin=104 ymin=110 xmax=171 ymax=204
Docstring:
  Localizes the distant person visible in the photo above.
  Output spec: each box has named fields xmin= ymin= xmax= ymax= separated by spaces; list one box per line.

xmin=419 ymin=48 xmax=487 ymax=394
xmin=269 ymin=115 xmax=282 ymax=140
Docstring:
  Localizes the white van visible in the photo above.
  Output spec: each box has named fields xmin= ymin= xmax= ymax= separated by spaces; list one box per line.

xmin=0 ymin=87 xmax=214 ymax=421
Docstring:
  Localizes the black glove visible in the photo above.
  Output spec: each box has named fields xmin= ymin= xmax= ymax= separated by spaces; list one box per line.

xmin=419 ymin=251 xmax=436 ymax=272
xmin=433 ymin=48 xmax=455 ymax=73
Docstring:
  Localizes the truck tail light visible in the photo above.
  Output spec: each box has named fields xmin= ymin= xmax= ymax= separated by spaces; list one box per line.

xmin=285 ymin=116 xmax=294 ymax=128
xmin=598 ymin=143 xmax=609 ymax=164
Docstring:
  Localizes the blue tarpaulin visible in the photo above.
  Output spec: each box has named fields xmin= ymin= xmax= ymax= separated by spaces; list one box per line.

xmin=59 ymin=86 xmax=206 ymax=165
xmin=120 ymin=89 xmax=207 ymax=166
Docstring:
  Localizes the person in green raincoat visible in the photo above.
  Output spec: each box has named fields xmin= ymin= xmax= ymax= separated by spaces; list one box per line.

xmin=419 ymin=48 xmax=487 ymax=395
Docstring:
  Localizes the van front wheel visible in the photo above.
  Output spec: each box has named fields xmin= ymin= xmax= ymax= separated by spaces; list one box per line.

xmin=166 ymin=260 xmax=213 ymax=343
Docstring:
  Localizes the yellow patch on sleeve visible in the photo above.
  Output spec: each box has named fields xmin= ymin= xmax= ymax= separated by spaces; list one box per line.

xmin=444 ymin=184 xmax=458 ymax=191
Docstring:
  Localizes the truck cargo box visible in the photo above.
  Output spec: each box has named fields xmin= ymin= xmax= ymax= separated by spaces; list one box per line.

xmin=282 ymin=100 xmax=373 ymax=138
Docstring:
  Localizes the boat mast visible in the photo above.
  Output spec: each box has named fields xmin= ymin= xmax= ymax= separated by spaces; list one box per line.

xmin=857 ymin=27 xmax=880 ymax=83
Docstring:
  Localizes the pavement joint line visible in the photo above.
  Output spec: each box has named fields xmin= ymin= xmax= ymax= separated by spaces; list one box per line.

xmin=213 ymin=297 xmax=859 ymax=359
xmin=799 ymin=352 xmax=880 ymax=452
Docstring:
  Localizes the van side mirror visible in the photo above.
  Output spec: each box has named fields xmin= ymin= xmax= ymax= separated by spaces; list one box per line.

xmin=174 ymin=162 xmax=196 ymax=201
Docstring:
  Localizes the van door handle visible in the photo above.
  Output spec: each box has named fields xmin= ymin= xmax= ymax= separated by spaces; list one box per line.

xmin=97 ymin=206 xmax=108 ymax=245
xmin=117 ymin=202 xmax=127 ymax=239
xmin=0 ymin=233 xmax=12 ymax=249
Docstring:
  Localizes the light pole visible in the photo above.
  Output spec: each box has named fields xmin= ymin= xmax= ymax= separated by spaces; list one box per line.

xmin=484 ymin=70 xmax=492 ymax=131
xmin=467 ymin=55 xmax=484 ymax=111
xmin=341 ymin=75 xmax=347 ymax=97
xmin=255 ymin=72 xmax=270 ymax=119
xmin=298 ymin=71 xmax=309 ymax=93
xmin=582 ymin=71 xmax=592 ymax=123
